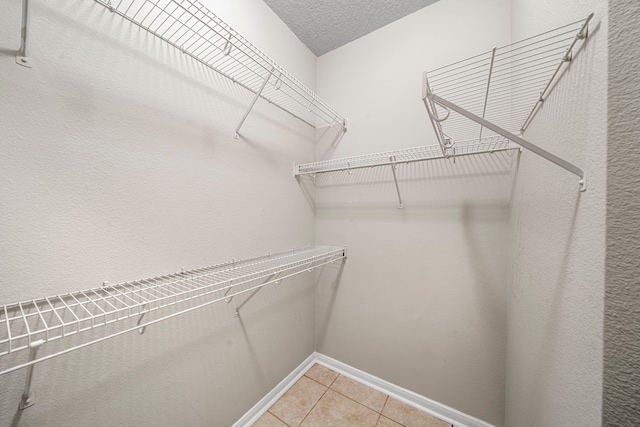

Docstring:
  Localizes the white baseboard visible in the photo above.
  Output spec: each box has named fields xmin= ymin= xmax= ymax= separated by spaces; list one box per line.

xmin=233 ymin=352 xmax=496 ymax=427
xmin=313 ymin=353 xmax=495 ymax=427
xmin=231 ymin=352 xmax=317 ymax=427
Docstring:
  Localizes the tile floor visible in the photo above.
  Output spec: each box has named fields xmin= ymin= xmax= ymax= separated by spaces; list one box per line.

xmin=252 ymin=364 xmax=452 ymax=427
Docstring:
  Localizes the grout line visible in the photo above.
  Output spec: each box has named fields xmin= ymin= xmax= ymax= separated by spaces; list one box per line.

xmin=296 ymin=386 xmax=329 ymax=426
xmin=379 ymin=415 xmax=407 ymax=427
xmin=381 ymin=395 xmax=390 ymax=414
xmin=379 ymin=396 xmax=412 ymax=427
xmin=327 ymin=372 xmax=339 ymax=388
xmin=279 ymin=366 xmax=440 ymax=427
xmin=328 ymin=386 xmax=382 ymax=415
xmin=329 ymin=375 xmax=389 ymax=414
xmin=266 ymin=372 xmax=328 ymax=427
xmin=374 ymin=412 xmax=382 ymax=426
xmin=266 ymin=409 xmax=292 ymax=427
xmin=296 ymin=368 xmax=334 ymax=427
xmin=303 ymin=372 xmax=335 ymax=389
xmin=314 ymin=354 xmax=474 ymax=426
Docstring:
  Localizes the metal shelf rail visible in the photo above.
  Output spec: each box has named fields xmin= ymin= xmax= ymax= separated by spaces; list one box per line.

xmin=422 ymin=14 xmax=593 ymax=191
xmin=13 ymin=0 xmax=347 ymax=136
xmin=96 ymin=0 xmax=348 ymax=136
xmin=0 ymin=245 xmax=347 ymax=408
xmin=295 ymin=137 xmax=517 ymax=208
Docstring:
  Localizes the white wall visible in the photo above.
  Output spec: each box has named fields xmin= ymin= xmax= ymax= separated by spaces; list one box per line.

xmin=314 ymin=1 xmax=512 ymax=425
xmin=604 ymin=0 xmax=640 ymax=425
xmin=0 ymin=0 xmax=319 ymax=425
xmin=506 ymin=0 xmax=607 ymax=426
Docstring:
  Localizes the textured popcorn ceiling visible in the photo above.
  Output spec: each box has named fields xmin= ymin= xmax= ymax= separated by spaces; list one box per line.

xmin=262 ymin=0 xmax=440 ymax=56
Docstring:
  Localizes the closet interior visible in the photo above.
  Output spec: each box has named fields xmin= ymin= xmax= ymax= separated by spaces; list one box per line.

xmin=0 ymin=0 xmax=607 ymax=426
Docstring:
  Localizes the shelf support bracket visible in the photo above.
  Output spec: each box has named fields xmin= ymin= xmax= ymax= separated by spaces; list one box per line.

xmin=235 ymin=272 xmax=281 ymax=317
xmin=390 ymin=156 xmax=404 ymax=209
xmin=235 ymin=67 xmax=275 ymax=139
xmin=18 ymin=339 xmax=43 ymax=410
xmin=137 ymin=304 xmax=148 ymax=335
xmin=16 ymin=0 xmax=32 ymax=68
xmin=426 ymin=92 xmax=586 ymax=192
xmin=224 ymin=282 xmax=234 ymax=303
xmin=422 ymin=72 xmax=452 ymax=156
xmin=224 ymin=259 xmax=237 ymax=302
xmin=520 ymin=13 xmax=593 ymax=133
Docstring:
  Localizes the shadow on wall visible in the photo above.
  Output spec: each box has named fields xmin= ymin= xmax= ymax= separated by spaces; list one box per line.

xmin=26 ymin=0 xmax=315 ymax=145
xmin=3 ymin=300 xmax=241 ymax=427
xmin=461 ymin=202 xmax=506 ymax=334
xmin=316 ymin=125 xmax=347 ymax=155
xmin=314 ymin=260 xmax=346 ymax=349
xmin=514 ymin=189 xmax=584 ymax=421
xmin=296 ymin=174 xmax=318 ymax=214
xmin=0 ymin=274 xmax=328 ymax=427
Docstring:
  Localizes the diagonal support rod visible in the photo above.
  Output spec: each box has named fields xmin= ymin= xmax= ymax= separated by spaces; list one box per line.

xmin=19 ymin=339 xmax=43 ymax=410
xmin=422 ymin=75 xmax=451 ymax=156
xmin=235 ymin=272 xmax=281 ymax=316
xmin=235 ymin=67 xmax=275 ymax=139
xmin=426 ymin=92 xmax=586 ymax=191
xmin=390 ymin=156 xmax=404 ymax=209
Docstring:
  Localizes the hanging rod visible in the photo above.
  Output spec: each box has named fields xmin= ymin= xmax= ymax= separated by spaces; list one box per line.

xmin=87 ymin=0 xmax=347 ymax=135
xmin=294 ymin=136 xmax=513 ymax=176
xmin=422 ymin=13 xmax=593 ymax=191
xmin=0 ymin=245 xmax=347 ymax=382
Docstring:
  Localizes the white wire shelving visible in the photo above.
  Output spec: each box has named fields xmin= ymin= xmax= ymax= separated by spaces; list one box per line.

xmin=422 ymin=14 xmax=593 ymax=191
xmin=295 ymin=136 xmax=511 ymax=176
xmin=94 ymin=0 xmax=347 ymax=135
xmin=13 ymin=0 xmax=347 ymax=135
xmin=0 ymin=245 xmax=346 ymax=407
xmin=295 ymin=137 xmax=517 ymax=208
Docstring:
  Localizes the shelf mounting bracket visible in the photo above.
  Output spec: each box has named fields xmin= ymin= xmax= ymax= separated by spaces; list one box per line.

xmin=390 ymin=156 xmax=404 ymax=208
xmin=18 ymin=339 xmax=43 ymax=410
xmin=16 ymin=0 xmax=32 ymax=68
xmin=235 ymin=272 xmax=281 ymax=317
xmin=422 ymin=74 xmax=451 ymax=156
xmin=425 ymin=92 xmax=586 ymax=191
xmin=235 ymin=67 xmax=275 ymax=139
xmin=520 ymin=13 xmax=593 ymax=133
xmin=137 ymin=304 xmax=148 ymax=335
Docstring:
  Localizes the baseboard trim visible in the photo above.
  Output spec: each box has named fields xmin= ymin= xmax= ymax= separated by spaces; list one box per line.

xmin=231 ymin=352 xmax=317 ymax=427
xmin=314 ymin=353 xmax=495 ymax=427
xmin=233 ymin=352 xmax=496 ymax=427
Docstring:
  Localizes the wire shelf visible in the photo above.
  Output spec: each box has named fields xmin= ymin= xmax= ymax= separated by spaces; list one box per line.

xmin=93 ymin=0 xmax=346 ymax=131
xmin=423 ymin=14 xmax=592 ymax=145
xmin=295 ymin=136 xmax=513 ymax=176
xmin=422 ymin=14 xmax=593 ymax=191
xmin=0 ymin=245 xmax=346 ymax=376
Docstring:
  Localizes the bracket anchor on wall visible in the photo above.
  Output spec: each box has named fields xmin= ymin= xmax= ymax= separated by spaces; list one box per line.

xmin=16 ymin=0 xmax=32 ymax=68
xmin=235 ymin=272 xmax=282 ymax=317
xmin=18 ymin=339 xmax=43 ymax=410
xmin=390 ymin=156 xmax=404 ymax=209
xmin=235 ymin=67 xmax=275 ymax=139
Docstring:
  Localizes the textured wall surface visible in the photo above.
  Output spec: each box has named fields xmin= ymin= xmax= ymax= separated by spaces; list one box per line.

xmin=603 ymin=1 xmax=640 ymax=425
xmin=0 ymin=0 xmax=320 ymax=425
xmin=314 ymin=1 xmax=512 ymax=424
xmin=506 ymin=0 xmax=607 ymax=426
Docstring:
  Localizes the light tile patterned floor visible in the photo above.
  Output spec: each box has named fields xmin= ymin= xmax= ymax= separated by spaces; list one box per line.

xmin=252 ymin=364 xmax=452 ymax=427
